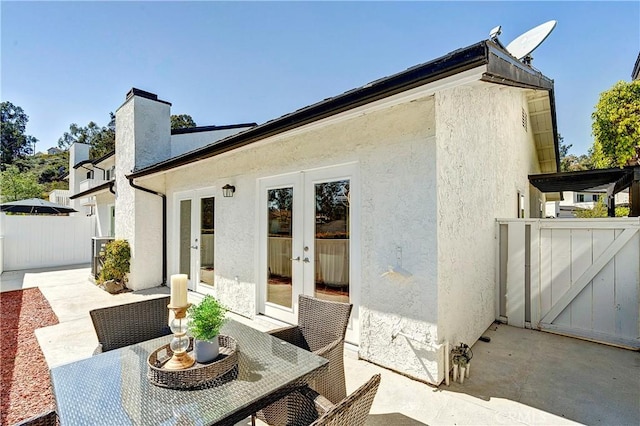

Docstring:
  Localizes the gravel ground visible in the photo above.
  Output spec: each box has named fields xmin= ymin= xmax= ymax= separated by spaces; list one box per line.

xmin=1 ymin=288 xmax=59 ymax=425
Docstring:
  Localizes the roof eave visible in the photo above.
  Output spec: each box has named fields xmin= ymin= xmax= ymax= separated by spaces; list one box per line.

xmin=128 ymin=40 xmax=559 ymax=180
xmin=69 ymin=181 xmax=114 ymax=199
xmin=128 ymin=41 xmax=490 ymax=180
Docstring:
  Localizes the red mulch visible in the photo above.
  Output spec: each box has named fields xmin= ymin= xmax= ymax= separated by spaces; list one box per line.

xmin=1 ymin=288 xmax=59 ymax=425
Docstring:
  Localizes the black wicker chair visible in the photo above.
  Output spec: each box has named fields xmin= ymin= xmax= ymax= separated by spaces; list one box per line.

xmin=265 ymin=374 xmax=381 ymax=426
xmin=13 ymin=409 xmax=58 ymax=426
xmin=257 ymin=294 xmax=353 ymax=425
xmin=89 ymin=296 xmax=171 ymax=354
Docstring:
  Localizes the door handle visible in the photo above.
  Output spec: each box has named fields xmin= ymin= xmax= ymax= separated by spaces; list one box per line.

xmin=190 ymin=245 xmax=198 ymax=249
xmin=290 ymin=256 xmax=301 ymax=262
xmin=303 ymin=257 xmax=311 ymax=263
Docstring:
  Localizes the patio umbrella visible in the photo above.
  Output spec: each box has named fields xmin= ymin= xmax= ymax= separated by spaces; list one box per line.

xmin=0 ymin=198 xmax=77 ymax=214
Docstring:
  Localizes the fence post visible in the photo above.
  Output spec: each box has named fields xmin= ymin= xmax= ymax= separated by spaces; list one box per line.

xmin=529 ymin=220 xmax=540 ymax=328
xmin=506 ymin=221 xmax=526 ymax=328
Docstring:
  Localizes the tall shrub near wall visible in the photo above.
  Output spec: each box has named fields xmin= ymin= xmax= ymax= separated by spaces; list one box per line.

xmin=98 ymin=240 xmax=131 ymax=287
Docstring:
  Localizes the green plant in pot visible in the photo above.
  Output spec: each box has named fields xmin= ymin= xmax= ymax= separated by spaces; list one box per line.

xmin=187 ymin=295 xmax=228 ymax=363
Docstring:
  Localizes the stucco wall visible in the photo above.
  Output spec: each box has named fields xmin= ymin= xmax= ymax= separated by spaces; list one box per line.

xmin=115 ymin=96 xmax=168 ymax=290
xmin=170 ymin=127 xmax=254 ymax=157
xmin=137 ymin=95 xmax=441 ymax=382
xmin=69 ymin=143 xmax=90 ymax=216
xmin=435 ymin=84 xmax=543 ymax=356
xmin=94 ymin=193 xmax=114 ymax=237
xmin=130 ymin=82 xmax=550 ymax=384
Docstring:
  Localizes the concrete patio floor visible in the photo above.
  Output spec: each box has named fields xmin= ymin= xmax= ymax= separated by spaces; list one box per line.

xmin=1 ymin=264 xmax=638 ymax=425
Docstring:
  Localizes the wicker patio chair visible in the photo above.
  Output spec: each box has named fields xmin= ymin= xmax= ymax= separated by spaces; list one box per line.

xmin=267 ymin=374 xmax=381 ymax=426
xmin=89 ymin=296 xmax=171 ymax=354
xmin=13 ymin=409 xmax=58 ymax=426
xmin=257 ymin=294 xmax=352 ymax=425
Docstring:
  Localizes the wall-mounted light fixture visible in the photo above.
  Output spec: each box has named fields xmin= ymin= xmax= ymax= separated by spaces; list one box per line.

xmin=222 ymin=184 xmax=236 ymax=198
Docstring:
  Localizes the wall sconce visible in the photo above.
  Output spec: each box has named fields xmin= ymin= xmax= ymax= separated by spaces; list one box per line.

xmin=222 ymin=184 xmax=236 ymax=198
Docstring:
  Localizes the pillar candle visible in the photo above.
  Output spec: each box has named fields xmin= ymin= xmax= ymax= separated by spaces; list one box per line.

xmin=170 ymin=274 xmax=188 ymax=307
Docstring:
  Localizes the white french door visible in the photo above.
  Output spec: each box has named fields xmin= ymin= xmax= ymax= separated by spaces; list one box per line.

xmin=176 ymin=188 xmax=216 ymax=294
xmin=258 ymin=164 xmax=359 ymax=344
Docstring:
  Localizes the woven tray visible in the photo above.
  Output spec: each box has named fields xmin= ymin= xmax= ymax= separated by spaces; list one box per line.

xmin=147 ymin=335 xmax=238 ymax=389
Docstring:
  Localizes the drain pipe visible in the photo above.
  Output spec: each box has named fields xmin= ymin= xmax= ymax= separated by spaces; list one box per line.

xmin=127 ymin=178 xmax=167 ymax=286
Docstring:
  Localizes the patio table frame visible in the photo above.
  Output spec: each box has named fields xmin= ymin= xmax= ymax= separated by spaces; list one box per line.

xmin=50 ymin=319 xmax=328 ymax=425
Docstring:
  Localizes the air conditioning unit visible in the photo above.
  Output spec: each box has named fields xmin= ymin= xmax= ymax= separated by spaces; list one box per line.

xmin=92 ymin=237 xmax=114 ymax=278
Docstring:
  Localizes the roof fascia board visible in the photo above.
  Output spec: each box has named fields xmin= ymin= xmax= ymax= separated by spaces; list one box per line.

xmin=129 ymin=65 xmax=488 ymax=180
xmin=547 ymin=88 xmax=561 ymax=172
xmin=92 ymin=151 xmax=115 ymax=165
xmin=73 ymin=159 xmax=93 ymax=170
xmin=529 ymin=167 xmax=635 ymax=193
xmin=171 ymin=123 xmax=258 ymax=135
xmin=69 ymin=181 xmax=113 ymax=199
xmin=483 ymin=45 xmax=554 ymax=91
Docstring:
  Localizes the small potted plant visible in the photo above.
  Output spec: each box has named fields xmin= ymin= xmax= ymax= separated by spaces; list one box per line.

xmin=187 ymin=295 xmax=228 ymax=363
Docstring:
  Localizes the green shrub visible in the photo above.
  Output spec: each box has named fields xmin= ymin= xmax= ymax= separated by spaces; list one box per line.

xmin=575 ymin=196 xmax=630 ymax=218
xmin=97 ymin=240 xmax=131 ymax=286
xmin=187 ymin=295 xmax=228 ymax=341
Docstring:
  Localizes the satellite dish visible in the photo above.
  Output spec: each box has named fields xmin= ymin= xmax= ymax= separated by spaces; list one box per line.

xmin=489 ymin=25 xmax=502 ymax=40
xmin=505 ymin=20 xmax=557 ymax=63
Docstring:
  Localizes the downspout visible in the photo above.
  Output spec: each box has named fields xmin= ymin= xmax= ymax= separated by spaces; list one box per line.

xmin=127 ymin=178 xmax=167 ymax=286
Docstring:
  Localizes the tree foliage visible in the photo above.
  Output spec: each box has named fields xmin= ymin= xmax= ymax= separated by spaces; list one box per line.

xmin=1 ymin=101 xmax=37 ymax=170
xmin=559 ymin=135 xmax=593 ymax=172
xmin=171 ymin=114 xmax=197 ymax=130
xmin=58 ymin=113 xmax=115 ymax=160
xmin=591 ymin=80 xmax=640 ymax=168
xmin=0 ymin=165 xmax=44 ymax=202
xmin=14 ymin=150 xmax=69 ymax=194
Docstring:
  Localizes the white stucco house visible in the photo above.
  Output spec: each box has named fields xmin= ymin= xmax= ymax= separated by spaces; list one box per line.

xmin=83 ymin=40 xmax=561 ymax=385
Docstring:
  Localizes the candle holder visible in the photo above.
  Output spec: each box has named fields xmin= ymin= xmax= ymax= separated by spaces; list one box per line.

xmin=163 ymin=304 xmax=195 ymax=370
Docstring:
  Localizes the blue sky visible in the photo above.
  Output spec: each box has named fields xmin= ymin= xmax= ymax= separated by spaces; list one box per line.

xmin=2 ymin=1 xmax=638 ymax=156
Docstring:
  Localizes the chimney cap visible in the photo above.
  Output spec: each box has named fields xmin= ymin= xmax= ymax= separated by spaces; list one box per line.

xmin=124 ymin=88 xmax=172 ymax=106
xmin=126 ymin=88 xmax=158 ymax=101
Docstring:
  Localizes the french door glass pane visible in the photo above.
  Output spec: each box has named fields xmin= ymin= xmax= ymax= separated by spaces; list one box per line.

xmin=179 ymin=200 xmax=191 ymax=278
xmin=200 ymin=197 xmax=215 ymax=286
xmin=314 ymin=180 xmax=349 ymax=303
xmin=267 ymin=188 xmax=293 ymax=308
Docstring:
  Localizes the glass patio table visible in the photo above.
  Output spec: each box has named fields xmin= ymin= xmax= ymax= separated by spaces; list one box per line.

xmin=50 ymin=319 xmax=328 ymax=425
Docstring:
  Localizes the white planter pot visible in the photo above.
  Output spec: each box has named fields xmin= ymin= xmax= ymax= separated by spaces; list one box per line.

xmin=194 ymin=337 xmax=219 ymax=363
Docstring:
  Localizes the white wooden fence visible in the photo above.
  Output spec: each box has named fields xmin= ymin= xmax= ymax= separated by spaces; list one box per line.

xmin=497 ymin=218 xmax=640 ymax=349
xmin=0 ymin=214 xmax=95 ymax=272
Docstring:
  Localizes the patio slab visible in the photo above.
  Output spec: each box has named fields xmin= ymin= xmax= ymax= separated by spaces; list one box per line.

xmin=2 ymin=265 xmax=638 ymax=425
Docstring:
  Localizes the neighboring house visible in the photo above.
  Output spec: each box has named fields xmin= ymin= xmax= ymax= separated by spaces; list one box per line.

xmin=108 ymin=39 xmax=560 ymax=386
xmin=68 ymin=146 xmax=116 ymax=235
xmin=48 ymin=189 xmax=71 ymax=207
xmin=68 ymin=115 xmax=256 ymax=238
xmin=47 ymin=147 xmax=62 ymax=155
xmin=545 ymin=190 xmax=630 ymax=218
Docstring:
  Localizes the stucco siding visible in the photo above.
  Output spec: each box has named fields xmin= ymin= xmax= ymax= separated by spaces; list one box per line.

xmin=435 ymin=84 xmax=543 ymax=355
xmin=133 ymin=97 xmax=171 ymax=170
xmin=69 ymin=143 xmax=90 ymax=216
xmin=144 ymin=96 xmax=440 ymax=380
xmin=94 ymin=193 xmax=113 ymax=237
xmin=115 ymin=97 xmax=167 ymax=290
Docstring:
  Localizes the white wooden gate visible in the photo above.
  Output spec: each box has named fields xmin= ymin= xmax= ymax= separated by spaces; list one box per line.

xmin=497 ymin=218 xmax=640 ymax=349
xmin=0 ymin=214 xmax=96 ymax=272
